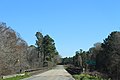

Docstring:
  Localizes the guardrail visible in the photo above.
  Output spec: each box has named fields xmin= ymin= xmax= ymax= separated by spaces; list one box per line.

xmin=0 ymin=67 xmax=53 ymax=79
xmin=24 ymin=67 xmax=49 ymax=72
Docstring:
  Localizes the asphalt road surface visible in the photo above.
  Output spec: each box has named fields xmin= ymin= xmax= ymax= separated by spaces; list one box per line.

xmin=22 ymin=65 xmax=75 ymax=80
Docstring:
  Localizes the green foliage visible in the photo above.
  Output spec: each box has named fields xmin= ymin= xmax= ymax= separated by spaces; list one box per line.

xmin=62 ymin=49 xmax=89 ymax=69
xmin=35 ymin=32 xmax=60 ymax=67
xmin=73 ymin=74 xmax=106 ymax=80
xmin=35 ymin=32 xmax=44 ymax=58
xmin=73 ymin=52 xmax=82 ymax=67
xmin=43 ymin=35 xmax=57 ymax=62
xmin=0 ymin=73 xmax=30 ymax=80
xmin=96 ymin=31 xmax=120 ymax=79
xmin=73 ymin=49 xmax=89 ymax=70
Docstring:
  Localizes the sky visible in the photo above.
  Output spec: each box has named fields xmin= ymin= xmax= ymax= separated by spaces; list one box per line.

xmin=0 ymin=0 xmax=120 ymax=57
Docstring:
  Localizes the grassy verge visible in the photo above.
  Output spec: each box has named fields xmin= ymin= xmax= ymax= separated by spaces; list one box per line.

xmin=73 ymin=73 xmax=110 ymax=80
xmin=65 ymin=65 xmax=111 ymax=80
xmin=0 ymin=73 xmax=30 ymax=80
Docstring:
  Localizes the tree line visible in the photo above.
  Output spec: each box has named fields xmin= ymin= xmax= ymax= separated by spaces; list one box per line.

xmin=0 ymin=22 xmax=61 ymax=76
xmin=62 ymin=31 xmax=120 ymax=80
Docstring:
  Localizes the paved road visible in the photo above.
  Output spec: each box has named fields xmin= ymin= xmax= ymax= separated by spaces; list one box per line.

xmin=22 ymin=65 xmax=75 ymax=80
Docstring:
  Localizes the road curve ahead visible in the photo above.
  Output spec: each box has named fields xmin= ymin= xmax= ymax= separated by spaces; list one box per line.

xmin=22 ymin=65 xmax=75 ymax=80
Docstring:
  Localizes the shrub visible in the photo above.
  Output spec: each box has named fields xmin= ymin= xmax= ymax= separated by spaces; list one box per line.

xmin=73 ymin=73 xmax=107 ymax=80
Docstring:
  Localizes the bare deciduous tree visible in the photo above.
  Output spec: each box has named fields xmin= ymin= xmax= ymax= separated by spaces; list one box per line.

xmin=0 ymin=22 xmax=29 ymax=75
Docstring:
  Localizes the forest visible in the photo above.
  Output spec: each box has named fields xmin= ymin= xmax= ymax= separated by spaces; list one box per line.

xmin=62 ymin=31 xmax=120 ymax=80
xmin=0 ymin=22 xmax=120 ymax=80
xmin=0 ymin=22 xmax=61 ymax=77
